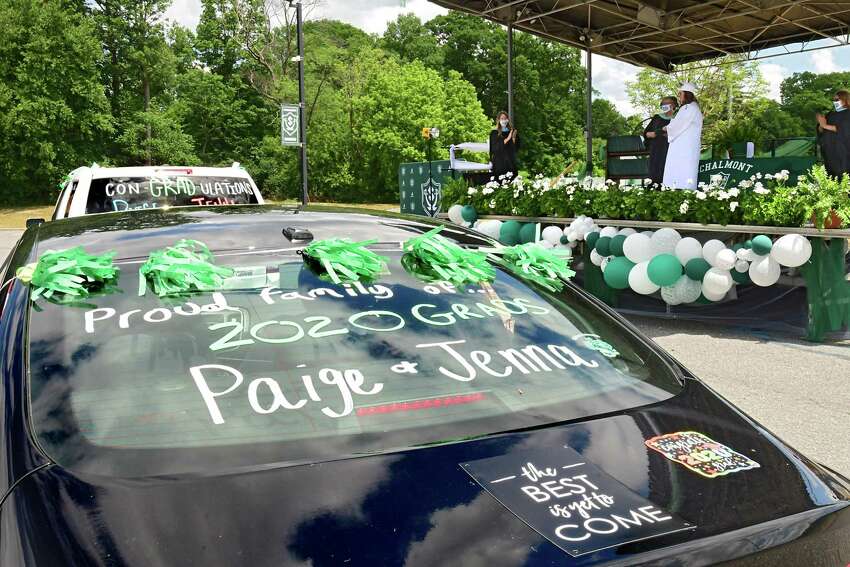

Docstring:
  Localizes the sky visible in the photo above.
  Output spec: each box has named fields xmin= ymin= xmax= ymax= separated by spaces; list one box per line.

xmin=164 ymin=0 xmax=850 ymax=116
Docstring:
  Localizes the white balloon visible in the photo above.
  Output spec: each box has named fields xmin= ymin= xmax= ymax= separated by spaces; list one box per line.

xmin=714 ymin=249 xmax=737 ymax=270
xmin=662 ymin=275 xmax=702 ymax=305
xmin=542 ymin=225 xmax=564 ymax=245
xmin=651 ymin=228 xmax=682 ymax=255
xmin=702 ymin=239 xmax=726 ymax=266
xmin=749 ymin=255 xmax=781 ymax=287
xmin=600 ymin=226 xmax=618 ymax=238
xmin=701 ymin=282 xmax=728 ymax=302
xmin=448 ymin=204 xmax=464 ymax=225
xmin=622 ymin=233 xmax=654 ymax=263
xmin=569 ymin=241 xmax=578 ymax=249
xmin=539 ymin=240 xmax=555 ymax=249
xmin=629 ymin=261 xmax=660 ymax=295
xmin=703 ymin=268 xmax=734 ymax=296
xmin=567 ymin=231 xmax=579 ymax=243
xmin=770 ymin=234 xmax=812 ymax=268
xmin=590 ymin=249 xmax=604 ymax=266
xmin=600 ymin=257 xmax=610 ymax=273
xmin=734 ymin=260 xmax=749 ymax=273
xmin=735 ymin=248 xmax=749 ymax=260
xmin=641 ymin=230 xmax=654 ymax=237
xmin=675 ymin=237 xmax=703 ymax=265
xmin=618 ymin=227 xmax=637 ymax=236
xmin=476 ymin=220 xmax=501 ymax=239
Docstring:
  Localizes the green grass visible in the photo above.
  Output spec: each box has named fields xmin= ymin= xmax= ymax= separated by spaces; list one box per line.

xmin=0 ymin=203 xmax=399 ymax=229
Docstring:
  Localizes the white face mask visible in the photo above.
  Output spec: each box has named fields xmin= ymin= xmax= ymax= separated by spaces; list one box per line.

xmin=834 ymin=100 xmax=845 ymax=112
xmin=500 ymin=119 xmax=509 ymax=128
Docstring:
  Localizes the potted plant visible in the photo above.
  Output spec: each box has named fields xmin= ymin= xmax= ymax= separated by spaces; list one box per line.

xmin=799 ymin=165 xmax=850 ymax=229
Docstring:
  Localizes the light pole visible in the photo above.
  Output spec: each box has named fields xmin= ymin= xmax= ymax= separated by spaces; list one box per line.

xmin=288 ymin=0 xmax=309 ymax=207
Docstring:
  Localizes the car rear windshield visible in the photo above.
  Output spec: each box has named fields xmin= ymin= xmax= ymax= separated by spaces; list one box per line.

xmin=85 ymin=175 xmax=259 ymax=214
xmin=28 ymin=249 xmax=682 ymax=477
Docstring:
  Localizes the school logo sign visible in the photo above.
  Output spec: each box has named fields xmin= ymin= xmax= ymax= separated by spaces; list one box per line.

xmin=421 ymin=178 xmax=442 ymax=218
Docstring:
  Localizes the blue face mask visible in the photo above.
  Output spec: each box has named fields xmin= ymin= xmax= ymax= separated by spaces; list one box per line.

xmin=660 ymin=104 xmax=673 ymax=113
xmin=835 ymin=100 xmax=846 ymax=112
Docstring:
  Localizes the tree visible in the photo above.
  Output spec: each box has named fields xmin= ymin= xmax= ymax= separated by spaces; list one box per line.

xmin=382 ymin=14 xmax=444 ymax=70
xmin=0 ymin=0 xmax=112 ymax=204
xmin=592 ymin=99 xmax=630 ymax=138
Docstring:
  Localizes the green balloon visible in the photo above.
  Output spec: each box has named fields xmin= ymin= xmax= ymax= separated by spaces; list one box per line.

xmin=603 ymin=257 xmax=635 ymax=290
xmin=519 ymin=223 xmax=537 ymax=244
xmin=560 ymin=235 xmax=570 ymax=245
xmin=586 ymin=231 xmax=600 ymax=250
xmin=500 ymin=220 xmax=521 ymax=245
xmin=595 ymin=236 xmax=612 ymax=256
xmin=460 ymin=205 xmax=477 ymax=223
xmin=685 ymin=258 xmax=711 ymax=281
xmin=751 ymin=235 xmax=773 ymax=255
xmin=743 ymin=239 xmax=753 ymax=250
xmin=648 ymin=254 xmax=683 ymax=287
xmin=731 ymin=269 xmax=751 ymax=284
xmin=610 ymin=234 xmax=627 ymax=257
xmin=732 ymin=243 xmax=743 ymax=252
xmin=695 ymin=294 xmax=712 ymax=305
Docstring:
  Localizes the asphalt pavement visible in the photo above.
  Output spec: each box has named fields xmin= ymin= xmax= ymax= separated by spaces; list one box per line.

xmin=1 ymin=227 xmax=847 ymax=477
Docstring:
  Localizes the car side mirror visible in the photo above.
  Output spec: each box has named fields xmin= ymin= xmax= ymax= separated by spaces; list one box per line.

xmin=26 ymin=218 xmax=45 ymax=228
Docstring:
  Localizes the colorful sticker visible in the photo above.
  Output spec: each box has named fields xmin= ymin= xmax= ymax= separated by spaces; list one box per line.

xmin=645 ymin=431 xmax=760 ymax=478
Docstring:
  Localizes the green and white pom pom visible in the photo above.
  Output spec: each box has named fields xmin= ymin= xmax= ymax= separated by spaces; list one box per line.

xmin=17 ymin=247 xmax=119 ymax=301
xmin=139 ymin=239 xmax=234 ymax=297
xmin=498 ymin=242 xmax=575 ymax=292
xmin=302 ymin=238 xmax=389 ymax=284
xmin=402 ymin=226 xmax=495 ymax=285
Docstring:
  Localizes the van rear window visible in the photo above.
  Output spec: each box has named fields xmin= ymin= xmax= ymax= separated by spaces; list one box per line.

xmin=28 ymin=250 xmax=682 ymax=477
xmin=85 ymin=175 xmax=259 ymax=214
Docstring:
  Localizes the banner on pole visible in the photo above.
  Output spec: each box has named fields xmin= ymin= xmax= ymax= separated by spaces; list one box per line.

xmin=281 ymin=104 xmax=301 ymax=146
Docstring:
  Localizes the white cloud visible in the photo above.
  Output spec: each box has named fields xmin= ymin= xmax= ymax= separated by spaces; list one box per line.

xmin=586 ymin=52 xmax=641 ymax=116
xmin=759 ymin=63 xmax=787 ymax=101
xmin=811 ymin=49 xmax=838 ymax=74
xmin=315 ymin=0 xmax=448 ymax=34
xmin=164 ymin=0 xmax=203 ymax=29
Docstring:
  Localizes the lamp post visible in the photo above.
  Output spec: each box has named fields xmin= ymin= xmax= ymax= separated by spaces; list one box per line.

xmin=287 ymin=0 xmax=308 ymax=207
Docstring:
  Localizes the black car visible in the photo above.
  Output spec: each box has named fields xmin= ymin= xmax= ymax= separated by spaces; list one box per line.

xmin=1 ymin=206 xmax=849 ymax=566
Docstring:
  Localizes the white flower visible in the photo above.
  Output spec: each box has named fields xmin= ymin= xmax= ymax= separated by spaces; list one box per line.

xmin=505 ymin=171 xmax=514 ymax=179
xmin=738 ymin=179 xmax=753 ymax=189
xmin=696 ymin=191 xmax=707 ymax=200
xmin=585 ymin=199 xmax=591 ymax=204
xmin=482 ymin=187 xmax=494 ymax=195
xmin=728 ymin=187 xmax=739 ymax=197
xmin=755 ymin=172 xmax=763 ymax=179
xmin=717 ymin=190 xmax=729 ymax=200
xmin=765 ymin=173 xmax=774 ymax=180
xmin=729 ymin=201 xmax=739 ymax=212
xmin=489 ymin=199 xmax=496 ymax=209
xmin=467 ymin=187 xmax=478 ymax=196
xmin=753 ymin=181 xmax=769 ymax=195
xmin=679 ymin=201 xmax=690 ymax=214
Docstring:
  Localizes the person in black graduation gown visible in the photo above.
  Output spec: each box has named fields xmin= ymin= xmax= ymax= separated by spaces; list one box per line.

xmin=643 ymin=96 xmax=677 ymax=185
xmin=489 ymin=111 xmax=519 ymax=180
xmin=817 ymin=90 xmax=850 ymax=179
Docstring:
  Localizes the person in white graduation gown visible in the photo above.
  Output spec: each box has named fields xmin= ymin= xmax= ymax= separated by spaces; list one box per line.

xmin=662 ymin=83 xmax=703 ymax=190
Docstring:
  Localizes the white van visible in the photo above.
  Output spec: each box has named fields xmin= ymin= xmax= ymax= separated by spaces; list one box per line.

xmin=52 ymin=163 xmax=265 ymax=220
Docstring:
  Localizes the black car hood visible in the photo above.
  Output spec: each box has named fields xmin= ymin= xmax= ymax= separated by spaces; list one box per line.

xmin=5 ymin=379 xmax=850 ymax=567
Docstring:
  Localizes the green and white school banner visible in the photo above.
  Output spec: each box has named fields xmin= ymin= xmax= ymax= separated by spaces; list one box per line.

xmin=697 ymin=156 xmax=816 ymax=187
xmin=399 ymin=160 xmax=455 ymax=218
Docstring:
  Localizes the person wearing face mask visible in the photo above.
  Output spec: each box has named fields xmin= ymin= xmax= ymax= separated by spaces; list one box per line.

xmin=816 ymin=90 xmax=850 ymax=179
xmin=662 ymin=82 xmax=704 ymax=190
xmin=643 ymin=97 xmax=677 ymax=185
xmin=489 ymin=111 xmax=519 ymax=181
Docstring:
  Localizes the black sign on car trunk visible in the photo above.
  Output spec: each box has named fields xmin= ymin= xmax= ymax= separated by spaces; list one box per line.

xmin=461 ymin=446 xmax=695 ymax=557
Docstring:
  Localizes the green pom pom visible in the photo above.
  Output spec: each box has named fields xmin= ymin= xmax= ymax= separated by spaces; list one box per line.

xmin=139 ymin=239 xmax=235 ymax=297
xmin=595 ymin=236 xmax=612 ymax=257
xmin=403 ymin=226 xmax=495 ymax=285
xmin=302 ymin=238 xmax=389 ymax=285
xmin=685 ymin=258 xmax=711 ymax=281
xmin=585 ymin=231 xmax=600 ymax=250
xmin=648 ymin=254 xmax=682 ymax=287
xmin=17 ymin=246 xmax=118 ymax=301
xmin=743 ymin=239 xmax=753 ymax=250
xmin=500 ymin=221 xmax=522 ymax=245
xmin=751 ymin=235 xmax=773 ymax=255
xmin=499 ymin=243 xmax=575 ymax=292
xmin=731 ymin=269 xmax=751 ymax=284
xmin=610 ymin=234 xmax=627 ymax=257
xmin=732 ymin=243 xmax=743 ymax=252
xmin=519 ymin=223 xmax=537 ymax=244
xmin=603 ymin=257 xmax=634 ymax=290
